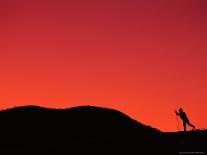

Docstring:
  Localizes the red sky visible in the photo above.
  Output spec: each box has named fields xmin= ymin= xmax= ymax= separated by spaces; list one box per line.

xmin=0 ymin=0 xmax=207 ymax=131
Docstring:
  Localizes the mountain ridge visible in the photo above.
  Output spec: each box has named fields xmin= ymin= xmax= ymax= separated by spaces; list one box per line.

xmin=0 ymin=105 xmax=206 ymax=154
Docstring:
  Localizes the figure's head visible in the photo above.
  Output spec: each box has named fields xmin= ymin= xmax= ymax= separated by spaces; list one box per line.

xmin=179 ymin=108 xmax=183 ymax=113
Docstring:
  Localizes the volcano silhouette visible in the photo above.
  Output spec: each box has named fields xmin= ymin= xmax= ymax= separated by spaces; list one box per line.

xmin=0 ymin=105 xmax=206 ymax=154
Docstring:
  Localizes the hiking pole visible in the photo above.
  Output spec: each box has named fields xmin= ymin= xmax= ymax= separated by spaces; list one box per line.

xmin=175 ymin=113 xmax=180 ymax=131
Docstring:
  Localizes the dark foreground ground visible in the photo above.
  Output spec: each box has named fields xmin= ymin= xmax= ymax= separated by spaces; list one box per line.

xmin=0 ymin=106 xmax=206 ymax=155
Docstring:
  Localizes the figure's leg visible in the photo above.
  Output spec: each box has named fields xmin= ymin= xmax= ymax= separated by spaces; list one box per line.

xmin=183 ymin=122 xmax=187 ymax=132
xmin=187 ymin=121 xmax=195 ymax=130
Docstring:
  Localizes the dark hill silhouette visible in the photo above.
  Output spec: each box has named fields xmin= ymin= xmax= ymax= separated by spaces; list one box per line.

xmin=0 ymin=105 xmax=206 ymax=154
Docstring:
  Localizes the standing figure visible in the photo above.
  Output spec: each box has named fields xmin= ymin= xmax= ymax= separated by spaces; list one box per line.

xmin=175 ymin=108 xmax=195 ymax=132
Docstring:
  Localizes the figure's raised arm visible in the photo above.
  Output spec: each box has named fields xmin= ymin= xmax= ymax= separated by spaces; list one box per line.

xmin=175 ymin=110 xmax=179 ymax=115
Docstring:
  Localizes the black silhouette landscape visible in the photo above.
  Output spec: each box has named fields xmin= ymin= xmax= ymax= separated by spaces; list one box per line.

xmin=0 ymin=106 xmax=206 ymax=154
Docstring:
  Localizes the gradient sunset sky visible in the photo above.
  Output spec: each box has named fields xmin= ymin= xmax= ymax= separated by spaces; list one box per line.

xmin=0 ymin=0 xmax=207 ymax=131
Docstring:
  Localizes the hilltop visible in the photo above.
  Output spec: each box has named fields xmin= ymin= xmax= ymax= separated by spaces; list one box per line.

xmin=0 ymin=105 xmax=206 ymax=154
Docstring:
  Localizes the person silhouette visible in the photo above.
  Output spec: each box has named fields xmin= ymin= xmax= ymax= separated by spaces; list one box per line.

xmin=175 ymin=108 xmax=195 ymax=132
